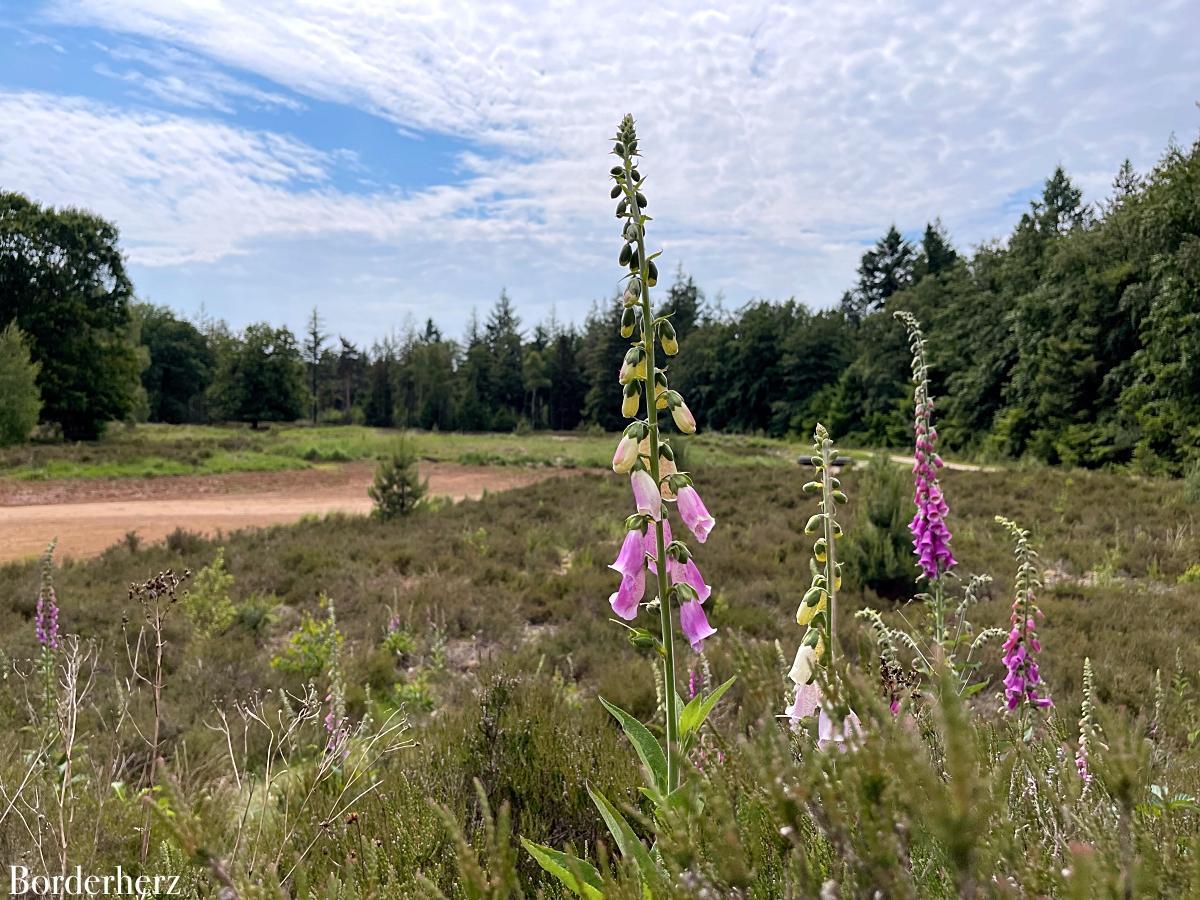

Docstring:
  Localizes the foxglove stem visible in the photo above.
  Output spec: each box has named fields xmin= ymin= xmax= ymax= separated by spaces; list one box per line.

xmin=620 ymin=147 xmax=680 ymax=793
xmin=818 ymin=433 xmax=839 ymax=668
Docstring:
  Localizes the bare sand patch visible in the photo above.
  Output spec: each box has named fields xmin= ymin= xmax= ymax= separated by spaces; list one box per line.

xmin=0 ymin=462 xmax=577 ymax=563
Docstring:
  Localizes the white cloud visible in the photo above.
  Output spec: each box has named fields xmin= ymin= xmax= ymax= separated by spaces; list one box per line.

xmin=1 ymin=0 xmax=1197 ymax=336
xmin=93 ymin=42 xmax=306 ymax=114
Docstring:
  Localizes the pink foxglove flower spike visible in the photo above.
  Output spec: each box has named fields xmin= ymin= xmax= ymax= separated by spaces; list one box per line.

xmin=996 ymin=516 xmax=1053 ymax=715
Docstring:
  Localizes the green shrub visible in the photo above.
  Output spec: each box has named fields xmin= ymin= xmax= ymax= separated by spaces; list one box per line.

xmin=842 ymin=454 xmax=917 ymax=598
xmin=369 ymin=439 xmax=428 ymax=520
xmin=1184 ymin=459 xmax=1200 ymax=503
xmin=0 ymin=322 xmax=41 ymax=446
xmin=182 ymin=547 xmax=237 ymax=638
xmin=270 ymin=601 xmax=343 ymax=678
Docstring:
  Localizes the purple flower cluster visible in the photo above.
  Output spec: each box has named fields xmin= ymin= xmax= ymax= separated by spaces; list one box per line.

xmin=608 ymin=476 xmax=717 ymax=652
xmin=1001 ymin=614 xmax=1052 ymax=711
xmin=35 ymin=584 xmax=59 ymax=650
xmin=910 ymin=398 xmax=956 ymax=580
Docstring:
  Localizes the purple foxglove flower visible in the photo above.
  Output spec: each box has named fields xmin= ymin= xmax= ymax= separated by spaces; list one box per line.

xmin=609 ymin=568 xmax=646 ymax=620
xmin=610 ymin=528 xmax=645 ymax=579
xmin=612 ymin=434 xmax=639 ymax=474
xmin=35 ymin=585 xmax=59 ymax=650
xmin=631 ymin=469 xmax=661 ymax=519
xmin=670 ymin=400 xmax=697 ymax=434
xmin=676 ymin=485 xmax=714 ymax=543
xmin=679 ymin=598 xmax=716 ymax=651
xmin=786 ymin=681 xmax=821 ymax=724
xmin=669 ymin=556 xmax=711 ymax=604
xmin=817 ymin=707 xmax=862 ymax=752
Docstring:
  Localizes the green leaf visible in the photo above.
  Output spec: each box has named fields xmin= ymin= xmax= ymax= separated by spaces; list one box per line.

xmin=962 ymin=680 xmax=989 ymax=697
xmin=599 ymin=696 xmax=667 ymax=794
xmin=586 ymin=784 xmax=659 ymax=879
xmin=521 ymin=838 xmax=605 ymax=899
xmin=678 ymin=676 xmax=737 ymax=738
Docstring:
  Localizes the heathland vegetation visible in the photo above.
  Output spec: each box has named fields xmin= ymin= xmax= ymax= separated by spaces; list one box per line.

xmin=2 ymin=115 xmax=1200 ymax=898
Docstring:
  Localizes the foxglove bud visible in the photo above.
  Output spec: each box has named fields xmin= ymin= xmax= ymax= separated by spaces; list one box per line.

xmin=659 ymin=319 xmax=679 ymax=356
xmin=623 ymin=277 xmax=642 ymax=307
xmin=619 ymin=243 xmax=632 ymax=266
xmin=612 ymin=433 xmax=639 ymax=474
xmin=618 ymin=347 xmax=646 ymax=384
xmin=670 ymin=398 xmax=696 ymax=434
xmin=647 ymin=260 xmax=659 ymax=286
xmin=621 ymin=382 xmax=641 ymax=418
xmin=620 ymin=307 xmax=636 ymax=338
xmin=653 ymin=370 xmax=668 ymax=408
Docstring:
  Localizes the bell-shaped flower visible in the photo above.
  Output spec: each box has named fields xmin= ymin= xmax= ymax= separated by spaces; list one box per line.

xmin=638 ymin=438 xmax=678 ymax=499
xmin=631 ymin=469 xmax=661 ymax=520
xmin=676 ymin=484 xmax=714 ymax=543
xmin=611 ymin=434 xmax=639 ymax=474
xmin=671 ymin=400 xmax=697 ymax=434
xmin=786 ymin=681 xmax=821 ymax=723
xmin=609 ymin=569 xmax=646 ymax=620
xmin=817 ymin=707 xmax=863 ymax=752
xmin=669 ymin=556 xmax=711 ymax=604
xmin=788 ymin=644 xmax=817 ymax=685
xmin=679 ymin=598 xmax=716 ymax=651
xmin=610 ymin=528 xmax=645 ymax=579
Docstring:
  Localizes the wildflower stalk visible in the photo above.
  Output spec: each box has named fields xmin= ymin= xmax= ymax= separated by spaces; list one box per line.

xmin=895 ymin=311 xmax=956 ymax=640
xmin=817 ymin=429 xmax=840 ymax=668
xmin=996 ymin=515 xmax=1052 ymax=730
xmin=525 ymin=114 xmax=726 ymax=895
xmin=788 ymin=424 xmax=849 ymax=730
xmin=617 ymin=137 xmax=681 ymax=791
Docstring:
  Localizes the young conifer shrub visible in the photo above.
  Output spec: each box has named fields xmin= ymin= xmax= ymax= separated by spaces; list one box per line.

xmin=369 ymin=438 xmax=427 ymax=520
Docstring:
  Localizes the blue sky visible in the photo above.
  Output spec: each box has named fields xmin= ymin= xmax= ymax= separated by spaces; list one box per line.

xmin=1 ymin=1 xmax=1198 ymax=345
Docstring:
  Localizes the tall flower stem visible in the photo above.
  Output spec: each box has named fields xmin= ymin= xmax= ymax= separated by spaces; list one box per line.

xmin=818 ymin=432 xmax=839 ymax=669
xmin=619 ymin=150 xmax=679 ymax=792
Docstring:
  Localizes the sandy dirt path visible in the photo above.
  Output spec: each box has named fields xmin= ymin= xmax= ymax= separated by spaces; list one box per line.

xmin=0 ymin=462 xmax=575 ymax=563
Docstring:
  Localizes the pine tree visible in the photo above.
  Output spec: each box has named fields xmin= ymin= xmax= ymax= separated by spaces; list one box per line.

xmin=918 ymin=219 xmax=958 ymax=277
xmin=369 ymin=439 xmax=427 ymax=520
xmin=303 ymin=307 xmax=327 ymax=424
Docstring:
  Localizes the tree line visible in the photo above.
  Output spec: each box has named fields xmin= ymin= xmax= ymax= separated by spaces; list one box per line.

xmin=1 ymin=131 xmax=1196 ymax=470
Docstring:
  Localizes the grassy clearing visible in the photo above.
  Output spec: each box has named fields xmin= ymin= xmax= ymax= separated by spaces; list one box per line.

xmin=0 ymin=423 xmax=811 ymax=480
xmin=1 ymin=463 xmax=1198 ymax=892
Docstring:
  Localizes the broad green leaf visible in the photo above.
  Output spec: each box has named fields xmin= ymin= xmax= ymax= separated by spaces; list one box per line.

xmin=586 ymin=783 xmax=659 ymax=880
xmin=678 ymin=675 xmax=737 ymax=738
xmin=520 ymin=838 xmax=605 ymax=899
xmin=599 ymin=696 xmax=667 ymax=794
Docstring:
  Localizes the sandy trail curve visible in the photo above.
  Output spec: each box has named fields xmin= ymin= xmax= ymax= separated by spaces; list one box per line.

xmin=0 ymin=462 xmax=576 ymax=563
